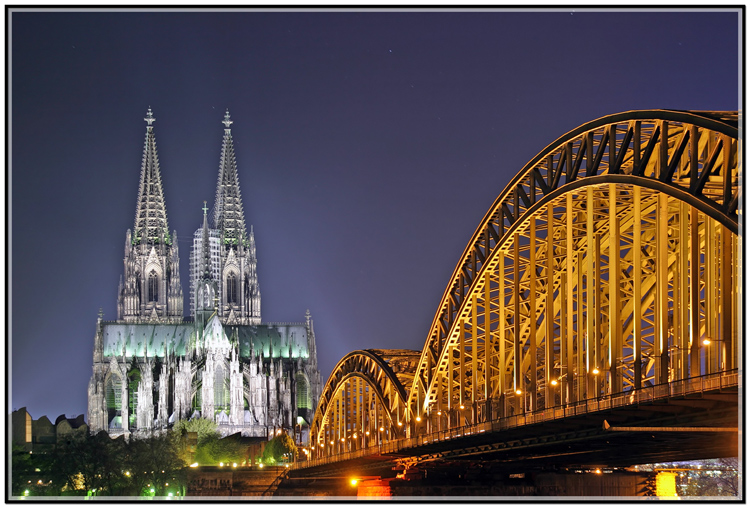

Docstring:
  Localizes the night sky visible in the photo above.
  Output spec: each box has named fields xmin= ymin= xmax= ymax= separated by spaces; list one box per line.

xmin=9 ymin=8 xmax=740 ymax=422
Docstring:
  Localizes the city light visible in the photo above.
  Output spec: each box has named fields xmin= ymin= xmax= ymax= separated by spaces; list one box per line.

xmin=459 ymin=405 xmax=465 ymax=410
xmin=592 ymin=368 xmax=600 ymax=375
xmin=703 ymin=339 xmax=711 ymax=345
xmin=350 ymin=479 xmax=358 ymax=486
xmin=551 ymin=379 xmax=558 ymax=386
xmin=189 ymin=463 xmax=199 ymax=467
xmin=416 ymin=416 xmax=421 ymax=422
xmin=515 ymin=389 xmax=522 ymax=395
xmin=259 ymin=463 xmax=264 ymax=469
xmin=379 ymin=427 xmax=384 ymax=432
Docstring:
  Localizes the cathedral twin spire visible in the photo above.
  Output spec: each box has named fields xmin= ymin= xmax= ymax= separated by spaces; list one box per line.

xmin=133 ymin=108 xmax=170 ymax=245
xmin=214 ymin=110 xmax=247 ymax=245
xmin=118 ymin=108 xmax=182 ymax=322
xmin=195 ymin=110 xmax=261 ymax=325
xmin=117 ymin=107 xmax=260 ymax=324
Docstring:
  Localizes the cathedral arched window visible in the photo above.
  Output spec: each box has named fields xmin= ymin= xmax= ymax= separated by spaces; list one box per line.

xmin=296 ymin=373 xmax=311 ymax=410
xmin=128 ymin=368 xmax=141 ymax=430
xmin=214 ymin=364 xmax=229 ymax=413
xmin=105 ymin=375 xmax=122 ymax=429
xmin=227 ymin=273 xmax=238 ymax=304
xmin=148 ymin=270 xmax=159 ymax=302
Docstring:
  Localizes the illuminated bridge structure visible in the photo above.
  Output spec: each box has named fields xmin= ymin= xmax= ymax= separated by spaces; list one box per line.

xmin=304 ymin=110 xmax=740 ymax=472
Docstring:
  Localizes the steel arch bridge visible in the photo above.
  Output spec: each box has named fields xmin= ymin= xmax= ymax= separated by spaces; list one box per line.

xmin=309 ymin=110 xmax=740 ymax=460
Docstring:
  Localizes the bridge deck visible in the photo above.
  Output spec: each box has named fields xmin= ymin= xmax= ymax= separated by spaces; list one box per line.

xmin=293 ymin=371 xmax=738 ymax=476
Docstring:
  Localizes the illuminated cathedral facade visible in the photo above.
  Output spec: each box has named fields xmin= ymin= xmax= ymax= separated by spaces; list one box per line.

xmin=87 ymin=109 xmax=321 ymax=438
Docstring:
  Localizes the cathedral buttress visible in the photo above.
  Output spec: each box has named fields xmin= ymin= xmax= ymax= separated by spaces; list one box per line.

xmin=118 ymin=108 xmax=183 ymax=322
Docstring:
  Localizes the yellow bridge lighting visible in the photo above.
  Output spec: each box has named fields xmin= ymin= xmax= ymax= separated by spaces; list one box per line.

xmin=308 ymin=111 xmax=738 ymax=455
xmin=350 ymin=479 xmax=359 ymax=486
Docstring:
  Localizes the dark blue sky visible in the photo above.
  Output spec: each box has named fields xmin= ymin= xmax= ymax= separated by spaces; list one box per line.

xmin=9 ymin=8 xmax=740 ymax=421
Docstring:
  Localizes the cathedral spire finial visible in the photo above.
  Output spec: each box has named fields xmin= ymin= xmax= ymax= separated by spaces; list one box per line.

xmin=222 ymin=109 xmax=233 ymax=130
xmin=144 ymin=107 xmax=155 ymax=127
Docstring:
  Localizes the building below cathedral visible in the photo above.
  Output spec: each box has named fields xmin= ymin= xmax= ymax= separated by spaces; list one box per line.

xmin=87 ymin=109 xmax=321 ymax=439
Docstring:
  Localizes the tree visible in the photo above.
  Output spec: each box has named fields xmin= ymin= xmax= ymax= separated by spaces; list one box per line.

xmin=172 ymin=417 xmax=219 ymax=443
xmin=171 ymin=417 xmax=245 ymax=466
xmin=10 ymin=445 xmax=34 ymax=496
xmin=122 ymin=433 xmax=186 ymax=497
xmin=261 ymin=433 xmax=297 ymax=464
xmin=45 ymin=432 xmax=114 ymax=495
xmin=193 ymin=432 xmax=246 ymax=465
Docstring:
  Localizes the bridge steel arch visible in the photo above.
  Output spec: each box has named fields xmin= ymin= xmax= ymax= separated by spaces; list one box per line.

xmin=309 ymin=110 xmax=739 ymax=454
xmin=309 ymin=349 xmax=420 ymax=458
xmin=403 ymin=110 xmax=739 ymax=433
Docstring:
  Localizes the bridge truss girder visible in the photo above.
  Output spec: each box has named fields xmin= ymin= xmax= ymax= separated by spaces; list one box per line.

xmin=310 ymin=110 xmax=739 ymax=455
xmin=406 ymin=110 xmax=739 ymax=433
xmin=310 ymin=350 xmax=418 ymax=458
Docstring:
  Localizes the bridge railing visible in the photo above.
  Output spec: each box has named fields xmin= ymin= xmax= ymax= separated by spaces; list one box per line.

xmin=295 ymin=370 xmax=738 ymax=470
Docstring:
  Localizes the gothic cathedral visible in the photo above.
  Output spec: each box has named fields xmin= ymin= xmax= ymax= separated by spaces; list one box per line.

xmin=87 ymin=109 xmax=321 ymax=439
